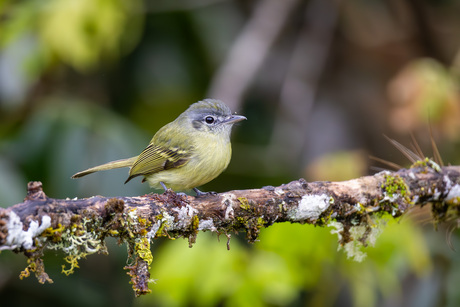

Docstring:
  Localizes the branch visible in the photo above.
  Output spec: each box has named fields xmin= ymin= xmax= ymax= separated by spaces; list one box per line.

xmin=1 ymin=161 xmax=459 ymax=296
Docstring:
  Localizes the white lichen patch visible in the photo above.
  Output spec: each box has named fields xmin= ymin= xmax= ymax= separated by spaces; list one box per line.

xmin=329 ymin=219 xmax=385 ymax=262
xmin=329 ymin=221 xmax=343 ymax=239
xmin=127 ymin=209 xmax=139 ymax=225
xmin=380 ymin=192 xmax=398 ymax=203
xmin=221 ymin=192 xmax=237 ymax=220
xmin=198 ymin=219 xmax=216 ymax=231
xmin=52 ymin=228 xmax=99 ymax=255
xmin=174 ymin=204 xmax=198 ymax=219
xmin=48 ymin=217 xmax=104 ymax=255
xmin=274 ymin=187 xmax=285 ymax=196
xmin=433 ymin=188 xmax=442 ymax=201
xmin=157 ymin=211 xmax=175 ymax=230
xmin=146 ymin=220 xmax=162 ymax=240
xmin=172 ymin=205 xmax=198 ymax=229
xmin=376 ymin=170 xmax=392 ymax=176
xmin=224 ymin=203 xmax=234 ymax=220
xmin=446 ymin=183 xmax=460 ymax=202
xmin=444 ymin=175 xmax=453 ymax=190
xmin=288 ymin=194 xmax=332 ymax=221
xmin=0 ymin=211 xmax=51 ymax=251
xmin=146 ymin=211 xmax=176 ymax=239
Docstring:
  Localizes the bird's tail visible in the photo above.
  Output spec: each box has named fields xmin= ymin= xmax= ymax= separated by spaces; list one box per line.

xmin=71 ymin=157 xmax=138 ymax=178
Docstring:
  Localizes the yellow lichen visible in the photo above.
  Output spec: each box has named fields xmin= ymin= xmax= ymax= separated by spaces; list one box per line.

xmin=62 ymin=254 xmax=84 ymax=276
xmin=135 ymin=237 xmax=153 ymax=266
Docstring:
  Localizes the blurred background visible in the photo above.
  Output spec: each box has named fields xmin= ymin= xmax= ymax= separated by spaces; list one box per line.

xmin=1 ymin=0 xmax=460 ymax=306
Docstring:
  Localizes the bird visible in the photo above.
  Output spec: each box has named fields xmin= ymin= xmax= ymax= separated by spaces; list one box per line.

xmin=71 ymin=99 xmax=246 ymax=196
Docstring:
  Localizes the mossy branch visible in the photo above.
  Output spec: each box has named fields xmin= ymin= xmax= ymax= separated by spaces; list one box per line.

xmin=1 ymin=161 xmax=460 ymax=296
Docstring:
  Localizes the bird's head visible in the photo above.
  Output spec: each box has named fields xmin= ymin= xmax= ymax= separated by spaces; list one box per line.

xmin=180 ymin=99 xmax=246 ymax=138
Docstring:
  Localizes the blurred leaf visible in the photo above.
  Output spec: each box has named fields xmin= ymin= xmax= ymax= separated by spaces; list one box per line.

xmin=0 ymin=1 xmax=39 ymax=47
xmin=388 ymin=58 xmax=460 ymax=139
xmin=138 ymin=234 xmax=245 ymax=307
xmin=306 ymin=150 xmax=368 ymax=181
xmin=1 ymin=0 xmax=143 ymax=72
xmin=38 ymin=0 xmax=143 ymax=71
xmin=136 ymin=216 xmax=430 ymax=307
xmin=259 ymin=218 xmax=430 ymax=307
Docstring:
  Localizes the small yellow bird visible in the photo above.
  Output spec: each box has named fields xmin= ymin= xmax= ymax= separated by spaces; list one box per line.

xmin=72 ymin=99 xmax=246 ymax=195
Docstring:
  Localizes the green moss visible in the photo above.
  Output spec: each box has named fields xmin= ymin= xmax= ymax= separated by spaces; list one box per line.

xmin=411 ymin=157 xmax=441 ymax=172
xmin=238 ymin=197 xmax=250 ymax=210
xmin=381 ymin=174 xmax=409 ymax=200
xmin=379 ymin=173 xmax=413 ymax=217
xmin=236 ymin=216 xmax=247 ymax=225
xmin=256 ymin=217 xmax=264 ymax=228
xmin=432 ymin=196 xmax=460 ymax=228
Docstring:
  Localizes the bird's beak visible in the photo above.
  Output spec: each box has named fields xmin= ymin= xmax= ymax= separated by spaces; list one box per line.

xmin=223 ymin=115 xmax=247 ymax=124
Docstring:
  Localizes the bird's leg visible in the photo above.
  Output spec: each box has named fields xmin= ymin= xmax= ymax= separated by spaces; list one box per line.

xmin=160 ymin=181 xmax=187 ymax=196
xmin=160 ymin=182 xmax=169 ymax=192
xmin=193 ymin=187 xmax=217 ymax=197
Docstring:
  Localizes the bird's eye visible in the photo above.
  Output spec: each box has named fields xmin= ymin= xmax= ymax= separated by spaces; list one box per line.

xmin=205 ymin=116 xmax=215 ymax=124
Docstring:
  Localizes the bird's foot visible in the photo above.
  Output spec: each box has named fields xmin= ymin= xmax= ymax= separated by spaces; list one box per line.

xmin=159 ymin=182 xmax=189 ymax=197
xmin=193 ymin=188 xmax=217 ymax=197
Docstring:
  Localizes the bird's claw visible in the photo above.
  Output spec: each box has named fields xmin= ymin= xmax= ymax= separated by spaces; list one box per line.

xmin=193 ymin=188 xmax=217 ymax=197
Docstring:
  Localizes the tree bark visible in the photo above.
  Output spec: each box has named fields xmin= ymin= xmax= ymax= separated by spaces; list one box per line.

xmin=1 ymin=162 xmax=459 ymax=296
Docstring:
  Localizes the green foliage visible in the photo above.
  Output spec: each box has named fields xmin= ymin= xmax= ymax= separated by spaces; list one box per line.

xmin=136 ymin=218 xmax=430 ymax=307
xmin=1 ymin=0 xmax=143 ymax=71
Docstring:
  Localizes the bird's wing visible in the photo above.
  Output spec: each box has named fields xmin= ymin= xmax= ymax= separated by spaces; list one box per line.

xmin=125 ymin=143 xmax=192 ymax=183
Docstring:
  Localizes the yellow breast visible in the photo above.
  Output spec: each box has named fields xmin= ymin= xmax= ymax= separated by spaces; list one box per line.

xmin=145 ymin=133 xmax=232 ymax=191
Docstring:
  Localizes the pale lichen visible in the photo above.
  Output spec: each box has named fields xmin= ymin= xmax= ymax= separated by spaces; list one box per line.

xmin=172 ymin=205 xmax=198 ymax=229
xmin=198 ymin=218 xmax=216 ymax=231
xmin=446 ymin=182 xmax=460 ymax=202
xmin=329 ymin=219 xmax=384 ymax=262
xmin=45 ymin=217 xmax=107 ymax=275
xmin=288 ymin=194 xmax=332 ymax=221
xmin=1 ymin=212 xmax=51 ymax=251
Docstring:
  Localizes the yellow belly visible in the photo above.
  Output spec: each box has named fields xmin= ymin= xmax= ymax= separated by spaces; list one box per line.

xmin=145 ymin=138 xmax=232 ymax=191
